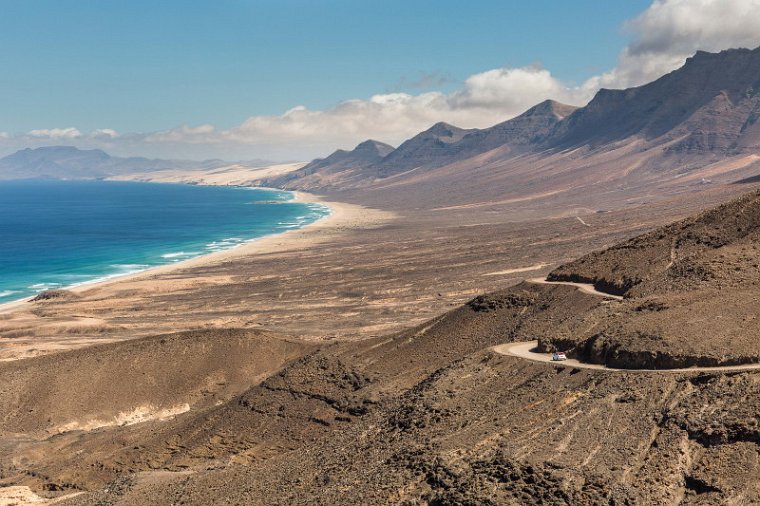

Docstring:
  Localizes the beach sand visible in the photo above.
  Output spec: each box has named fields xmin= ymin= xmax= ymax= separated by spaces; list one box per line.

xmin=0 ymin=190 xmax=388 ymax=309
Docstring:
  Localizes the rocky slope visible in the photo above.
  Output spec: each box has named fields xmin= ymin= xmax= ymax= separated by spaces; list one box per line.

xmin=371 ymin=122 xmax=476 ymax=177
xmin=539 ymin=189 xmax=760 ymax=369
xmin=452 ymin=99 xmax=577 ymax=154
xmin=549 ymin=189 xmax=760 ymax=296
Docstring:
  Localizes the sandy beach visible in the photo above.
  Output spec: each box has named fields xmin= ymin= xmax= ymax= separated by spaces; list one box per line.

xmin=0 ymin=189 xmax=391 ymax=311
xmin=0 ymin=187 xmax=394 ymax=360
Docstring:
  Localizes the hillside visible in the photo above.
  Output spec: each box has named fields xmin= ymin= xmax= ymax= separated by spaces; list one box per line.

xmin=450 ymin=99 xmax=577 ymax=155
xmin=265 ymin=140 xmax=394 ymax=190
xmin=549 ymin=189 xmax=760 ymax=296
xmin=371 ymin=122 xmax=475 ymax=177
xmin=538 ymin=189 xmax=760 ymax=368
xmin=3 ymin=189 xmax=760 ymax=504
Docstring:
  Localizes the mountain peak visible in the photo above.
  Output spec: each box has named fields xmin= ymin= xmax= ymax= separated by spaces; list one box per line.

xmin=425 ymin=122 xmax=465 ymax=137
xmin=354 ymin=139 xmax=395 ymax=157
xmin=15 ymin=145 xmax=108 ymax=156
xmin=276 ymin=139 xmax=395 ymax=185
xmin=522 ymin=99 xmax=578 ymax=120
xmin=686 ymin=46 xmax=757 ymax=64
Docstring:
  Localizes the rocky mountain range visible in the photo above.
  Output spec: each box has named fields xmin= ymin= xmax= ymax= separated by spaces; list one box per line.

xmin=548 ymin=48 xmax=760 ymax=151
xmin=6 ymin=47 xmax=760 ymax=208
xmin=266 ymin=46 xmax=760 ymax=212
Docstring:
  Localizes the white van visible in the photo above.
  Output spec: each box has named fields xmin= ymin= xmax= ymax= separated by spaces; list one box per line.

xmin=552 ymin=352 xmax=567 ymax=361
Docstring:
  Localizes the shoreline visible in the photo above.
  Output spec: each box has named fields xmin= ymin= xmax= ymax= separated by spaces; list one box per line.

xmin=0 ymin=187 xmax=393 ymax=316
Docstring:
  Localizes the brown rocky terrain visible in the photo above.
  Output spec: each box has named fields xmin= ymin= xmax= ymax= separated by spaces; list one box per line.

xmin=2 ymin=189 xmax=760 ymax=504
xmin=543 ymin=189 xmax=760 ymax=369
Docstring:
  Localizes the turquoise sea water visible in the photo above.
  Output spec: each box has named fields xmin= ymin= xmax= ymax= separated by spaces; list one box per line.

xmin=0 ymin=180 xmax=330 ymax=304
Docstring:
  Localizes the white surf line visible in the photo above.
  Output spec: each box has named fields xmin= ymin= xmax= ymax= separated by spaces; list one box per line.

xmin=0 ymin=188 xmax=335 ymax=316
xmin=493 ymin=340 xmax=760 ymax=374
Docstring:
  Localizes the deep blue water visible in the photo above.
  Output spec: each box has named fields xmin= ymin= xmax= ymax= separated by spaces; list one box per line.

xmin=0 ymin=180 xmax=330 ymax=303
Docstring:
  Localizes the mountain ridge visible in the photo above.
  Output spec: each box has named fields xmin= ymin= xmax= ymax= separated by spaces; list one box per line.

xmin=270 ymin=46 xmax=760 ymax=198
xmin=263 ymin=139 xmax=395 ymax=190
xmin=546 ymin=46 xmax=760 ymax=150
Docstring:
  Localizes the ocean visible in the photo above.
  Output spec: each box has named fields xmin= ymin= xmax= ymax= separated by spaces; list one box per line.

xmin=0 ymin=180 xmax=330 ymax=304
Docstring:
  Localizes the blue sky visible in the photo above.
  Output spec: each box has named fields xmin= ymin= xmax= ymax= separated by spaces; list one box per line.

xmin=1 ymin=0 xmax=758 ymax=160
xmin=0 ymin=0 xmax=649 ymax=133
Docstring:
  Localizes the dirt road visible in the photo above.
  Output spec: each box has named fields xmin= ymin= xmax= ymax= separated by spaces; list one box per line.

xmin=492 ymin=278 xmax=760 ymax=373
xmin=527 ymin=277 xmax=623 ymax=300
xmin=492 ymin=340 xmax=760 ymax=373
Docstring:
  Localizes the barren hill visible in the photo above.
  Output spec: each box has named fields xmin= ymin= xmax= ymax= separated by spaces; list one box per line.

xmin=536 ymin=189 xmax=760 ymax=369
xmin=371 ymin=121 xmax=476 ymax=177
xmin=550 ymin=188 xmax=760 ymax=296
xmin=453 ymin=99 xmax=577 ymax=154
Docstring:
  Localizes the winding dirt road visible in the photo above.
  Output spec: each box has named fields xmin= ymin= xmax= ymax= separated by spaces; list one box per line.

xmin=526 ymin=277 xmax=623 ymax=300
xmin=492 ymin=278 xmax=760 ymax=373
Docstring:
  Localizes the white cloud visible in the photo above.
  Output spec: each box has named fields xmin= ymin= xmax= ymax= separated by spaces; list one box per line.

xmin=90 ymin=128 xmax=119 ymax=139
xmin=145 ymin=124 xmax=216 ymax=143
xmin=164 ymin=66 xmax=595 ymax=155
xmin=3 ymin=0 xmax=760 ymax=161
xmin=591 ymin=0 xmax=760 ymax=89
xmin=27 ymin=127 xmax=83 ymax=140
xmin=149 ymin=0 xmax=760 ymax=158
xmin=450 ymin=66 xmax=591 ymax=110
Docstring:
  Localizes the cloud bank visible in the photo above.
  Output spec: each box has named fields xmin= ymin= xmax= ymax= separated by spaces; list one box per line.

xmin=590 ymin=0 xmax=760 ymax=89
xmin=2 ymin=0 xmax=760 ymax=161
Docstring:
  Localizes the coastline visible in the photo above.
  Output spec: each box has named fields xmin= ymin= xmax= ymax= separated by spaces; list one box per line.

xmin=0 ymin=188 xmax=394 ymax=316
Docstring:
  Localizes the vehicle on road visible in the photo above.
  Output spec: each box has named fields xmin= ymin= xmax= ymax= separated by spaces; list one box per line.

xmin=552 ymin=352 xmax=567 ymax=361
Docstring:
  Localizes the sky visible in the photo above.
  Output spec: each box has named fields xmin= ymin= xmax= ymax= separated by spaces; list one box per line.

xmin=1 ymin=0 xmax=760 ymax=161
